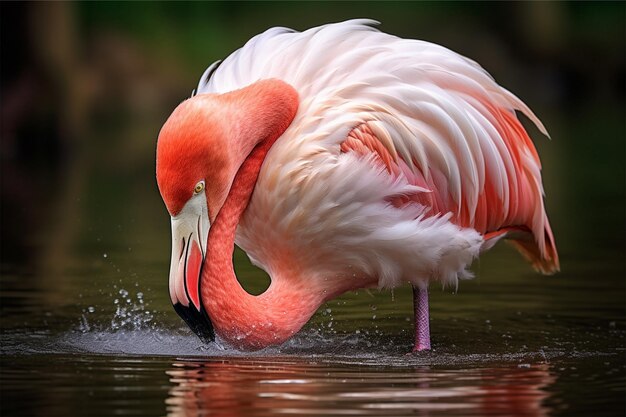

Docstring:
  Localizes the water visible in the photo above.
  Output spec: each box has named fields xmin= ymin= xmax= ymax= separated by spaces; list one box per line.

xmin=1 ymin=224 xmax=624 ymax=416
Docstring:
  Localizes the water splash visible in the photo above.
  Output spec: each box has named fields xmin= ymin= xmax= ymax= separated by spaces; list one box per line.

xmin=78 ymin=287 xmax=155 ymax=333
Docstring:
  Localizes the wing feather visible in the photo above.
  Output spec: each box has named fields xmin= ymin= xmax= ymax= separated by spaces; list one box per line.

xmin=200 ymin=20 xmax=559 ymax=284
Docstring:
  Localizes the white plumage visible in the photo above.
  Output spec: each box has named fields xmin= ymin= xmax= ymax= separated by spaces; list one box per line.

xmin=196 ymin=19 xmax=554 ymax=290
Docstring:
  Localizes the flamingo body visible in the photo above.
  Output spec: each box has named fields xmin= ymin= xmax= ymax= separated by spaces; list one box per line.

xmin=156 ymin=20 xmax=558 ymax=351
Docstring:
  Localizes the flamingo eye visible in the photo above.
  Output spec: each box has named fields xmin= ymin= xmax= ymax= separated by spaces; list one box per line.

xmin=193 ymin=181 xmax=205 ymax=195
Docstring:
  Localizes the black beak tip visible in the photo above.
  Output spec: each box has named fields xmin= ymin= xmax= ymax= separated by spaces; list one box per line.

xmin=173 ymin=302 xmax=215 ymax=344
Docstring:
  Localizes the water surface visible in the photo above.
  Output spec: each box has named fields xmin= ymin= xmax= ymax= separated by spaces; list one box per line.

xmin=1 ymin=231 xmax=624 ymax=416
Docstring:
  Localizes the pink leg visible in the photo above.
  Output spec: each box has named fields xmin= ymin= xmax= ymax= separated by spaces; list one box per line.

xmin=412 ymin=286 xmax=431 ymax=351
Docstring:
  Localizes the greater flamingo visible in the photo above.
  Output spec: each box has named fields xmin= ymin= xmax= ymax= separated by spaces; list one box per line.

xmin=156 ymin=20 xmax=559 ymax=352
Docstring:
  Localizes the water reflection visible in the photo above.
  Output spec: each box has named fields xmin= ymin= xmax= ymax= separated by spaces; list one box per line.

xmin=166 ymin=358 xmax=555 ymax=416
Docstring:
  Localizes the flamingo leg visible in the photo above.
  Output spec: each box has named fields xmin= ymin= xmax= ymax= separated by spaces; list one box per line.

xmin=412 ymin=286 xmax=431 ymax=351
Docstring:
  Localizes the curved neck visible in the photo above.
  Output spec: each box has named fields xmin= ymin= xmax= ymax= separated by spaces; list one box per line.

xmin=200 ymin=80 xmax=323 ymax=350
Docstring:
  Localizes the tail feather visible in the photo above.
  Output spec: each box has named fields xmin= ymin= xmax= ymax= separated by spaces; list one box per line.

xmin=512 ymin=219 xmax=559 ymax=274
xmin=484 ymin=223 xmax=560 ymax=275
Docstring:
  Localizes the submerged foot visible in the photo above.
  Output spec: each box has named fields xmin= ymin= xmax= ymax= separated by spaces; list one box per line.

xmin=406 ymin=343 xmax=432 ymax=355
xmin=412 ymin=343 xmax=431 ymax=353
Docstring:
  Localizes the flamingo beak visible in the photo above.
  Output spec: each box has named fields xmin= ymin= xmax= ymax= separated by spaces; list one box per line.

xmin=168 ymin=194 xmax=214 ymax=343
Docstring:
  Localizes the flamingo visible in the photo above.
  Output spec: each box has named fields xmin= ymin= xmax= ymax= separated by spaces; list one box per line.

xmin=156 ymin=20 xmax=559 ymax=352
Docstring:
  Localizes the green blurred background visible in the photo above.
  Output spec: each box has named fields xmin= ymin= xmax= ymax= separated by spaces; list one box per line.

xmin=1 ymin=2 xmax=624 ymax=325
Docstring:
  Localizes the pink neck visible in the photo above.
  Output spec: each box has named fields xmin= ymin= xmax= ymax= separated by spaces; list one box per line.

xmin=200 ymin=80 xmax=323 ymax=350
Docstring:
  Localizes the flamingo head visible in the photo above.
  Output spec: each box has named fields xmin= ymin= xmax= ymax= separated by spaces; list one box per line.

xmin=155 ymin=80 xmax=299 ymax=343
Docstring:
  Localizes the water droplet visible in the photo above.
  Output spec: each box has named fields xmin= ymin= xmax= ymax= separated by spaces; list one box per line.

xmin=87 ymin=306 xmax=95 ymax=313
xmin=103 ymin=253 xmax=108 ymax=258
